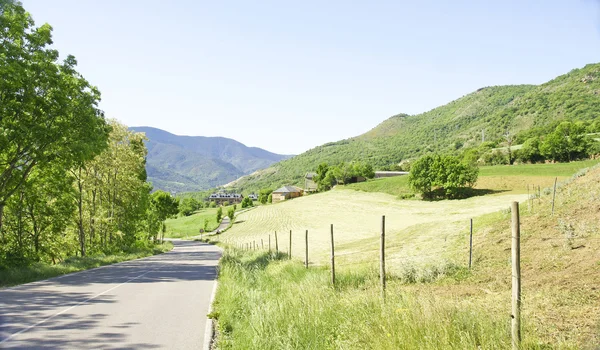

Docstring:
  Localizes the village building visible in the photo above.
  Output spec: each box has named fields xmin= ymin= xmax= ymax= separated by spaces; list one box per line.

xmin=304 ymin=172 xmax=318 ymax=192
xmin=247 ymin=193 xmax=258 ymax=201
xmin=374 ymin=171 xmax=409 ymax=179
xmin=208 ymin=192 xmax=243 ymax=205
xmin=272 ymin=186 xmax=303 ymax=203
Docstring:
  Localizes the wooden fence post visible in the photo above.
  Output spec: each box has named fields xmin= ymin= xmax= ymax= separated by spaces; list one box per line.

xmin=469 ymin=218 xmax=473 ymax=269
xmin=261 ymin=239 xmax=264 ymax=250
xmin=289 ymin=230 xmax=292 ymax=259
xmin=511 ymin=201 xmax=522 ymax=349
xmin=330 ymin=224 xmax=335 ymax=286
xmin=380 ymin=215 xmax=386 ymax=300
xmin=305 ymin=230 xmax=309 ymax=268
xmin=551 ymin=177 xmax=558 ymax=216
xmin=275 ymin=231 xmax=279 ymax=252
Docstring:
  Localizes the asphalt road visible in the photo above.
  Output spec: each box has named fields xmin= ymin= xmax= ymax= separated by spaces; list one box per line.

xmin=0 ymin=240 xmax=222 ymax=349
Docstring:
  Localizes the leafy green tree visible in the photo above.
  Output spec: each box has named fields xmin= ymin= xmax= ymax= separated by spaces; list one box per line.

xmin=179 ymin=197 xmax=199 ymax=216
xmin=518 ymin=137 xmax=544 ymax=163
xmin=0 ymin=2 xmax=109 ymax=237
xmin=150 ymin=190 xmax=179 ymax=241
xmin=203 ymin=218 xmax=209 ymax=232
xmin=227 ymin=207 xmax=235 ymax=222
xmin=540 ymin=122 xmax=592 ymax=162
xmin=409 ymin=154 xmax=478 ymax=199
xmin=209 ymin=201 xmax=217 ymax=208
xmin=267 ymin=193 xmax=272 ymax=203
xmin=241 ymin=197 xmax=253 ymax=208
xmin=216 ymin=207 xmax=223 ymax=222
xmin=258 ymin=188 xmax=272 ymax=204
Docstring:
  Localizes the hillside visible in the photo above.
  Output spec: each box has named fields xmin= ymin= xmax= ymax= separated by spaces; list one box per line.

xmin=130 ymin=127 xmax=292 ymax=192
xmin=210 ymin=161 xmax=600 ymax=348
xmin=230 ymin=63 xmax=600 ymax=193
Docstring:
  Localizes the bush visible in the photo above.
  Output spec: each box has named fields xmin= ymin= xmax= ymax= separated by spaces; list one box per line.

xmin=481 ymin=150 xmax=508 ymax=165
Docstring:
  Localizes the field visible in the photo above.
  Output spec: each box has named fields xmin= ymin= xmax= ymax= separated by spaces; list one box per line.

xmin=210 ymin=161 xmax=600 ymax=347
xmin=216 ymin=189 xmax=527 ymax=271
xmin=165 ymin=206 xmax=231 ymax=238
xmin=345 ymin=159 xmax=600 ymax=198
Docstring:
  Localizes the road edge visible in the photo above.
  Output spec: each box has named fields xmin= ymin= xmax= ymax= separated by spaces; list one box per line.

xmin=203 ymin=275 xmax=219 ymax=350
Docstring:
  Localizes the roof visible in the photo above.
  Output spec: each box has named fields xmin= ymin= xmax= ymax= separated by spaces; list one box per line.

xmin=273 ymin=185 xmax=302 ymax=193
xmin=305 ymin=172 xmax=317 ymax=179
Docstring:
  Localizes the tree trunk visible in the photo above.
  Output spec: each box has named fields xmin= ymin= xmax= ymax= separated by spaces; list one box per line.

xmin=0 ymin=203 xmax=4 ymax=243
xmin=77 ymin=167 xmax=86 ymax=257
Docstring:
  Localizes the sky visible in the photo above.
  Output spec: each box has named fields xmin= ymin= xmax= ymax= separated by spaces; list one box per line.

xmin=21 ymin=0 xmax=600 ymax=155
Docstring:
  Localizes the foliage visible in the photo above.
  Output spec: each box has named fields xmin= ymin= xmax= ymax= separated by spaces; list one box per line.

xmin=241 ymin=197 xmax=253 ymax=208
xmin=539 ymin=121 xmax=592 ymax=162
xmin=216 ymin=207 xmax=223 ymax=222
xmin=267 ymin=193 xmax=272 ymax=203
xmin=409 ymin=154 xmax=479 ymax=199
xmin=0 ymin=1 xmax=110 ymax=242
xmin=179 ymin=197 xmax=200 ymax=216
xmin=258 ymin=188 xmax=272 ymax=204
xmin=227 ymin=207 xmax=235 ymax=222
xmin=313 ymin=161 xmax=375 ymax=191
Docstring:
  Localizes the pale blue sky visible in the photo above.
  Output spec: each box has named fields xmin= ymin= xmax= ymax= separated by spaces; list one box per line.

xmin=22 ymin=0 xmax=600 ymax=154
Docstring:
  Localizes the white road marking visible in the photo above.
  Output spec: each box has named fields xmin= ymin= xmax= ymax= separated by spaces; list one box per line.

xmin=0 ymin=267 xmax=158 ymax=345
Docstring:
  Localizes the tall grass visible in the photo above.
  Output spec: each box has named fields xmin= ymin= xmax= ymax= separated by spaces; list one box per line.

xmin=0 ymin=242 xmax=173 ymax=287
xmin=212 ymin=249 xmax=549 ymax=350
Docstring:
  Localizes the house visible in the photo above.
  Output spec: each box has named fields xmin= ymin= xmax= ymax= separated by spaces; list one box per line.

xmin=374 ymin=171 xmax=409 ymax=179
xmin=208 ymin=192 xmax=244 ymax=205
xmin=272 ymin=186 xmax=303 ymax=203
xmin=304 ymin=172 xmax=318 ymax=192
xmin=247 ymin=194 xmax=258 ymax=201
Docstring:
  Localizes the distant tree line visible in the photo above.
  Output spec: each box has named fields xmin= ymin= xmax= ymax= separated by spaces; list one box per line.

xmin=313 ymin=161 xmax=375 ymax=192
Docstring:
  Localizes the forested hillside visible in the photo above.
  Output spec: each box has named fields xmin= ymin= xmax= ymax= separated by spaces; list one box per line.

xmin=130 ymin=127 xmax=292 ymax=192
xmin=0 ymin=2 xmax=171 ymax=269
xmin=230 ymin=64 xmax=600 ymax=192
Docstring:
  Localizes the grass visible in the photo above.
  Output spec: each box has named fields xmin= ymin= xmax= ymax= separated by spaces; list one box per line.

xmin=165 ymin=206 xmax=235 ymax=238
xmin=216 ymin=189 xmax=527 ymax=269
xmin=212 ymin=249 xmax=548 ymax=349
xmin=345 ymin=175 xmax=413 ymax=199
xmin=212 ymin=161 xmax=600 ymax=347
xmin=344 ymin=159 xmax=600 ymax=197
xmin=0 ymin=242 xmax=173 ymax=288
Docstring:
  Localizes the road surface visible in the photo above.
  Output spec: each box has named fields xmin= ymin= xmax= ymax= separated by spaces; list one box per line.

xmin=0 ymin=240 xmax=221 ymax=349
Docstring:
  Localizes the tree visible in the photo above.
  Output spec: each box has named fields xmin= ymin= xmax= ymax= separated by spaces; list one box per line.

xmin=267 ymin=193 xmax=272 ymax=203
xmin=409 ymin=154 xmax=478 ymax=199
xmin=0 ymin=2 xmax=110 ymax=238
xmin=518 ymin=137 xmax=544 ymax=163
xmin=150 ymin=191 xmax=178 ymax=241
xmin=241 ymin=197 xmax=253 ymax=208
xmin=540 ymin=121 xmax=592 ymax=162
xmin=216 ymin=207 xmax=222 ymax=222
xmin=179 ymin=197 xmax=199 ymax=216
xmin=227 ymin=207 xmax=235 ymax=222
xmin=258 ymin=188 xmax=272 ymax=204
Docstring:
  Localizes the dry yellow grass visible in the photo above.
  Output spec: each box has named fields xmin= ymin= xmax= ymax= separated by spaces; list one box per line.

xmin=217 ymin=189 xmax=527 ymax=272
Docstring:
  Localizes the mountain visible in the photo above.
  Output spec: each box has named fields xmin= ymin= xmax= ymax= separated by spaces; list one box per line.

xmin=229 ymin=63 xmax=600 ymax=192
xmin=129 ymin=127 xmax=292 ymax=192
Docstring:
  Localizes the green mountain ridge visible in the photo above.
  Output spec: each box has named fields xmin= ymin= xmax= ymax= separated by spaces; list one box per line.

xmin=229 ymin=63 xmax=600 ymax=192
xmin=130 ymin=127 xmax=293 ymax=192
